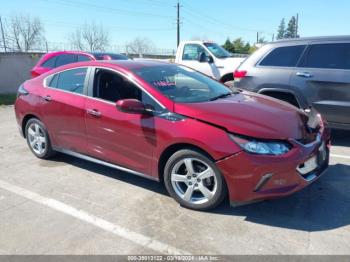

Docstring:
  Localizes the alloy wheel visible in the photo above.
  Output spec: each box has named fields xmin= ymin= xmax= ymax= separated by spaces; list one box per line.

xmin=27 ymin=123 xmax=47 ymax=155
xmin=170 ymin=157 xmax=218 ymax=205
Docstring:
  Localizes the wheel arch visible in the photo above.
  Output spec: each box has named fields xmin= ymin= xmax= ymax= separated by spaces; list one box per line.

xmin=258 ymin=88 xmax=302 ymax=108
xmin=21 ymin=114 xmax=41 ymax=138
xmin=220 ymin=73 xmax=234 ymax=83
xmin=157 ymin=143 xmax=214 ymax=184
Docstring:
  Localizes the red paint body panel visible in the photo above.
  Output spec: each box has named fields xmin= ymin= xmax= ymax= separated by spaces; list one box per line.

xmin=217 ymin=128 xmax=330 ymax=203
xmin=38 ymin=90 xmax=87 ymax=153
xmin=85 ymin=98 xmax=156 ymax=175
xmin=15 ymin=60 xmax=331 ymax=205
xmin=174 ymin=91 xmax=307 ymax=140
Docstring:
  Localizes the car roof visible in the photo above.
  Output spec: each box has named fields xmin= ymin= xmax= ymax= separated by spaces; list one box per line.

xmin=271 ymin=35 xmax=350 ymax=44
xmin=95 ymin=59 xmax=171 ymax=70
xmin=43 ymin=51 xmax=127 ymax=57
xmin=44 ymin=50 xmax=93 ymax=56
xmin=89 ymin=52 xmax=126 ymax=56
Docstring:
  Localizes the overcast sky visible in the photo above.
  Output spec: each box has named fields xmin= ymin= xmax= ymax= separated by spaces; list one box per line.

xmin=1 ymin=0 xmax=349 ymax=51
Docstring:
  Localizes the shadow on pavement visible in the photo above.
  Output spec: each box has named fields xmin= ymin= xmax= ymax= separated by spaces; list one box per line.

xmin=213 ymin=163 xmax=350 ymax=232
xmin=331 ymin=129 xmax=350 ymax=146
xmin=47 ymin=153 xmax=349 ymax=232
xmin=48 ymin=153 xmax=168 ymax=196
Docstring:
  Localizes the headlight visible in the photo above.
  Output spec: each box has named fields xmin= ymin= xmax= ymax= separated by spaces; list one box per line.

xmin=229 ymin=134 xmax=291 ymax=155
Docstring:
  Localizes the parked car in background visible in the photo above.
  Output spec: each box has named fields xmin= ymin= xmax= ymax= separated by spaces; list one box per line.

xmin=175 ymin=41 xmax=246 ymax=85
xmin=31 ymin=51 xmax=130 ymax=78
xmin=15 ymin=60 xmax=330 ymax=210
xmin=234 ymin=36 xmax=350 ymax=130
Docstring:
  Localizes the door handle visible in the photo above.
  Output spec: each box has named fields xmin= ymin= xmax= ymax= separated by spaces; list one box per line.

xmin=41 ymin=95 xmax=52 ymax=102
xmin=296 ymin=72 xmax=313 ymax=78
xmin=86 ymin=109 xmax=102 ymax=117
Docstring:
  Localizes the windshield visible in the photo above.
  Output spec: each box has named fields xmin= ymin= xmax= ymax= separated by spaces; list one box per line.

xmin=133 ymin=65 xmax=235 ymax=103
xmin=203 ymin=43 xmax=232 ymax=58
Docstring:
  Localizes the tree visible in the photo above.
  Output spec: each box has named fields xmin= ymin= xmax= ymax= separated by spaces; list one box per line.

xmin=126 ymin=37 xmax=154 ymax=57
xmin=277 ymin=18 xmax=286 ymax=40
xmin=222 ymin=38 xmax=235 ymax=53
xmin=257 ymin=36 xmax=267 ymax=44
xmin=70 ymin=22 xmax=109 ymax=51
xmin=249 ymin=45 xmax=258 ymax=54
xmin=5 ymin=14 xmax=45 ymax=52
xmin=232 ymin=38 xmax=247 ymax=54
xmin=284 ymin=16 xmax=298 ymax=38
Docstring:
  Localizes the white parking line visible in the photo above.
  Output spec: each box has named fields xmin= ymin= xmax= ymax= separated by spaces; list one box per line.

xmin=330 ymin=154 xmax=350 ymax=160
xmin=0 ymin=179 xmax=190 ymax=255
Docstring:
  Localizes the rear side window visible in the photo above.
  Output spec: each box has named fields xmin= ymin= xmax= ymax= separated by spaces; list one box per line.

xmin=41 ymin=56 xmax=56 ymax=68
xmin=300 ymin=43 xmax=350 ymax=70
xmin=48 ymin=68 xmax=87 ymax=94
xmin=55 ymin=54 xmax=77 ymax=67
xmin=259 ymin=45 xmax=306 ymax=67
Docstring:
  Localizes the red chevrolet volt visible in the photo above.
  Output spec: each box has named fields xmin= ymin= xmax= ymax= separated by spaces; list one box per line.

xmin=14 ymin=60 xmax=330 ymax=210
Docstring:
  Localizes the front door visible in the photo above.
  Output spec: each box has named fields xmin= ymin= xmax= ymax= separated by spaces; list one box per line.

xmin=85 ymin=68 xmax=160 ymax=175
xmin=181 ymin=43 xmax=220 ymax=79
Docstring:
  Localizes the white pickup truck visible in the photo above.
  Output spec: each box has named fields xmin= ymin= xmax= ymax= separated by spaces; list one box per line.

xmin=175 ymin=41 xmax=246 ymax=84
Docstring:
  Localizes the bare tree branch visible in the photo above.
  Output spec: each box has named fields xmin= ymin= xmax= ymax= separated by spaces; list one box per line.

xmin=126 ymin=37 xmax=154 ymax=57
xmin=5 ymin=14 xmax=44 ymax=52
xmin=70 ymin=22 xmax=110 ymax=51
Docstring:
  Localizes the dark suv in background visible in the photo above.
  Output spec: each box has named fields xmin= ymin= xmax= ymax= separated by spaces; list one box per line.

xmin=234 ymin=36 xmax=350 ymax=130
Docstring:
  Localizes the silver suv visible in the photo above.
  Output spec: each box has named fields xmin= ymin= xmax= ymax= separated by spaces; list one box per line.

xmin=234 ymin=36 xmax=350 ymax=130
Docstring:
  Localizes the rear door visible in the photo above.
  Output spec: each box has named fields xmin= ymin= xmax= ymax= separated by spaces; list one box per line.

xmin=39 ymin=67 xmax=89 ymax=153
xmin=291 ymin=42 xmax=350 ymax=126
xmin=253 ymin=44 xmax=306 ymax=96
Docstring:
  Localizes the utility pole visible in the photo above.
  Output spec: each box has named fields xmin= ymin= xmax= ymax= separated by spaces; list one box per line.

xmin=295 ymin=13 xmax=299 ymax=38
xmin=272 ymin=34 xmax=275 ymax=42
xmin=0 ymin=16 xmax=7 ymax=52
xmin=176 ymin=1 xmax=181 ymax=47
xmin=256 ymin=32 xmax=259 ymax=43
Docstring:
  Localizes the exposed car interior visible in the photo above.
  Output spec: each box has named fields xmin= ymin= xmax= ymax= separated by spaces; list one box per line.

xmin=93 ymin=69 xmax=142 ymax=102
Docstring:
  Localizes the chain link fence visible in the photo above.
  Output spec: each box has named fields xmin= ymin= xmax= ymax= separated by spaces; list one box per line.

xmin=0 ymin=42 xmax=176 ymax=58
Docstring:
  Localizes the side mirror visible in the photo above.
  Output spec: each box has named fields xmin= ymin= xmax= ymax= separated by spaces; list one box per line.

xmin=198 ymin=52 xmax=214 ymax=63
xmin=116 ymin=99 xmax=146 ymax=114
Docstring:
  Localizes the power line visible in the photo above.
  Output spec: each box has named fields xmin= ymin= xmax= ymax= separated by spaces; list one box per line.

xmin=183 ymin=3 xmax=274 ymax=36
xmin=41 ymin=0 xmax=172 ymax=19
xmin=1 ymin=16 xmax=175 ymax=32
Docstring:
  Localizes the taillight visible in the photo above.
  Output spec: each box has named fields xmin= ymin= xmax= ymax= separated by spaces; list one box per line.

xmin=234 ymin=70 xmax=247 ymax=79
xmin=17 ymin=85 xmax=29 ymax=98
xmin=31 ymin=70 xmax=40 ymax=78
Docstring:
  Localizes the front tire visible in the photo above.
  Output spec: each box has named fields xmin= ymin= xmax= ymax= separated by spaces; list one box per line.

xmin=164 ymin=149 xmax=227 ymax=210
xmin=25 ymin=118 xmax=55 ymax=159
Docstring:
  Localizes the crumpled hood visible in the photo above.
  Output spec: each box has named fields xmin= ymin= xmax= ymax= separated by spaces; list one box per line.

xmin=174 ymin=91 xmax=307 ymax=140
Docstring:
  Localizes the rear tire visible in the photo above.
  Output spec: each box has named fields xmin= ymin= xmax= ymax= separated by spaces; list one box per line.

xmin=164 ymin=149 xmax=227 ymax=210
xmin=25 ymin=118 xmax=55 ymax=159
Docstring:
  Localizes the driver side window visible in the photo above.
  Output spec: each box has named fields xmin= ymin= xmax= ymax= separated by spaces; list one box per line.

xmin=182 ymin=44 xmax=209 ymax=61
xmin=93 ymin=68 xmax=164 ymax=112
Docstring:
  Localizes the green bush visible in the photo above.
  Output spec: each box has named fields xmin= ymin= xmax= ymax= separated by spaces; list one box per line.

xmin=0 ymin=94 xmax=17 ymax=105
